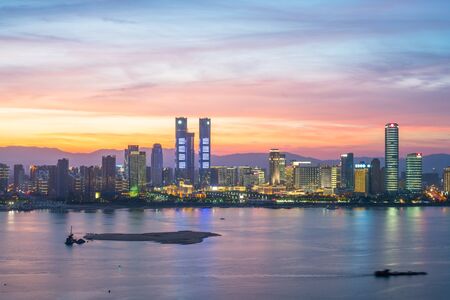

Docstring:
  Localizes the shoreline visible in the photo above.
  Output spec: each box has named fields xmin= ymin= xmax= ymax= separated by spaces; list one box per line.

xmin=2 ymin=201 xmax=450 ymax=212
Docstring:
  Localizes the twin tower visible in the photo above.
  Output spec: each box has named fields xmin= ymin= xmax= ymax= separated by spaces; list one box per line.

xmin=175 ymin=117 xmax=211 ymax=187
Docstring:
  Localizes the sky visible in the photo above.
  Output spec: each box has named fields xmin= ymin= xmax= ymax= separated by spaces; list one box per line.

xmin=0 ymin=0 xmax=449 ymax=159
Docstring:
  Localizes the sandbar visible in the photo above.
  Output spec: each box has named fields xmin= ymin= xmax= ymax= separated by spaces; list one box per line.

xmin=84 ymin=230 xmax=220 ymax=245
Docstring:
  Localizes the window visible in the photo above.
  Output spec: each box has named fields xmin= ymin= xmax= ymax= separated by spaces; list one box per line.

xmin=202 ymin=146 xmax=209 ymax=153
xmin=202 ymin=162 xmax=210 ymax=169
xmin=202 ymin=138 xmax=209 ymax=145
xmin=179 ymin=154 xmax=185 ymax=161
xmin=202 ymin=153 xmax=209 ymax=160
xmin=178 ymin=146 xmax=185 ymax=152
xmin=178 ymin=138 xmax=186 ymax=145
xmin=179 ymin=162 xmax=186 ymax=169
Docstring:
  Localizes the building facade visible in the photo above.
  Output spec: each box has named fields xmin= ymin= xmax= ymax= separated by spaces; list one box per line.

xmin=151 ymin=143 xmax=164 ymax=187
xmin=406 ymin=153 xmax=422 ymax=193
xmin=340 ymin=153 xmax=354 ymax=190
xmin=199 ymin=118 xmax=211 ymax=188
xmin=101 ymin=155 xmax=116 ymax=196
xmin=269 ymin=149 xmax=285 ymax=185
xmin=385 ymin=123 xmax=399 ymax=193
xmin=175 ymin=117 xmax=195 ymax=184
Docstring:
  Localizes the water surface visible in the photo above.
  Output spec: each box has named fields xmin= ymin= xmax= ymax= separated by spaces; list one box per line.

xmin=1 ymin=207 xmax=449 ymax=299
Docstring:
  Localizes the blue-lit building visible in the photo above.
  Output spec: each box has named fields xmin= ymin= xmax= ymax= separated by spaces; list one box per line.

xmin=175 ymin=117 xmax=195 ymax=185
xmin=199 ymin=118 xmax=211 ymax=188
xmin=340 ymin=153 xmax=354 ymax=190
xmin=385 ymin=123 xmax=399 ymax=193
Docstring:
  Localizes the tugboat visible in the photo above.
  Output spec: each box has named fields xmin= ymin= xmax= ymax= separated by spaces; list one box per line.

xmin=374 ymin=269 xmax=427 ymax=277
xmin=65 ymin=226 xmax=86 ymax=246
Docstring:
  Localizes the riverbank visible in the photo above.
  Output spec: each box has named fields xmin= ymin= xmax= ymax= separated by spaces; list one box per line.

xmin=2 ymin=201 xmax=450 ymax=212
xmin=84 ymin=230 xmax=221 ymax=245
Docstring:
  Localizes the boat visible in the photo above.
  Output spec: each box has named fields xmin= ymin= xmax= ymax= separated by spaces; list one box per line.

xmin=65 ymin=226 xmax=86 ymax=246
xmin=374 ymin=269 xmax=427 ymax=277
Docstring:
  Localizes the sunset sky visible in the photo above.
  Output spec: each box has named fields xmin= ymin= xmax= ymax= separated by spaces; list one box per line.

xmin=0 ymin=0 xmax=449 ymax=158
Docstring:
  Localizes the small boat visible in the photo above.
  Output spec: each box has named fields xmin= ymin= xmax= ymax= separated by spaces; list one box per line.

xmin=65 ymin=226 xmax=86 ymax=246
xmin=374 ymin=269 xmax=427 ymax=277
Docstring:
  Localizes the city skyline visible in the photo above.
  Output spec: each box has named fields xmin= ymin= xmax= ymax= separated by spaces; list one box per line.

xmin=1 ymin=1 xmax=449 ymax=158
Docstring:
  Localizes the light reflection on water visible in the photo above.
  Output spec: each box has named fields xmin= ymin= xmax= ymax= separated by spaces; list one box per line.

xmin=1 ymin=207 xmax=450 ymax=299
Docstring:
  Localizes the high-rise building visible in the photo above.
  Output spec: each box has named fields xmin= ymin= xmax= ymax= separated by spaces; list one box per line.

xmin=162 ymin=167 xmax=174 ymax=186
xmin=13 ymin=164 xmax=25 ymax=192
xmin=127 ymin=147 xmax=147 ymax=195
xmin=340 ymin=153 xmax=354 ymax=190
xmin=385 ymin=123 xmax=399 ymax=193
xmin=293 ymin=162 xmax=320 ymax=192
xmin=354 ymin=162 xmax=370 ymax=195
xmin=175 ymin=117 xmax=195 ymax=184
xmin=406 ymin=153 xmax=422 ymax=193
xmin=444 ymin=167 xmax=450 ymax=194
xmin=0 ymin=163 xmax=9 ymax=193
xmin=56 ymin=158 xmax=69 ymax=199
xmin=151 ymin=143 xmax=164 ymax=187
xmin=124 ymin=145 xmax=139 ymax=179
xmin=369 ymin=158 xmax=382 ymax=195
xmin=331 ymin=165 xmax=341 ymax=194
xmin=320 ymin=165 xmax=332 ymax=194
xmin=199 ymin=118 xmax=211 ymax=187
xmin=101 ymin=155 xmax=116 ymax=196
xmin=269 ymin=149 xmax=285 ymax=185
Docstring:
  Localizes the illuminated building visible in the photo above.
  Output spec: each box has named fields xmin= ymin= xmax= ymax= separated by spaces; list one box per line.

xmin=56 ymin=158 xmax=69 ymax=199
xmin=151 ymin=143 xmax=163 ymax=187
xmin=210 ymin=166 xmax=237 ymax=186
xmin=406 ymin=153 xmax=422 ymax=193
xmin=13 ymin=164 xmax=25 ymax=192
xmin=269 ymin=149 xmax=285 ymax=185
xmin=369 ymin=158 xmax=382 ymax=195
xmin=285 ymin=164 xmax=295 ymax=190
xmin=354 ymin=162 xmax=370 ymax=195
xmin=340 ymin=153 xmax=354 ymax=190
xmin=331 ymin=165 xmax=341 ymax=193
xmin=320 ymin=165 xmax=332 ymax=194
xmin=294 ymin=162 xmax=320 ymax=192
xmin=385 ymin=123 xmax=399 ymax=193
xmin=442 ymin=167 xmax=450 ymax=194
xmin=175 ymin=117 xmax=195 ymax=184
xmin=127 ymin=147 xmax=147 ymax=195
xmin=124 ymin=145 xmax=139 ymax=179
xmin=199 ymin=118 xmax=211 ymax=187
xmin=0 ymin=163 xmax=9 ymax=193
xmin=101 ymin=155 xmax=116 ymax=196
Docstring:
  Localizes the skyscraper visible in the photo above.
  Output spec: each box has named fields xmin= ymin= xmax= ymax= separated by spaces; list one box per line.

xmin=406 ymin=153 xmax=422 ymax=193
xmin=340 ymin=153 xmax=354 ymax=190
xmin=269 ymin=149 xmax=285 ymax=185
xmin=331 ymin=165 xmax=341 ymax=194
xmin=127 ymin=147 xmax=147 ymax=195
xmin=101 ymin=155 xmax=116 ymax=196
xmin=175 ymin=117 xmax=195 ymax=184
xmin=0 ymin=163 xmax=9 ymax=193
xmin=199 ymin=118 xmax=211 ymax=188
xmin=369 ymin=158 xmax=382 ymax=195
xmin=56 ymin=158 xmax=69 ymax=199
xmin=444 ymin=167 xmax=450 ymax=194
xmin=385 ymin=123 xmax=399 ymax=193
xmin=13 ymin=164 xmax=25 ymax=192
xmin=124 ymin=145 xmax=139 ymax=179
xmin=151 ymin=143 xmax=163 ymax=187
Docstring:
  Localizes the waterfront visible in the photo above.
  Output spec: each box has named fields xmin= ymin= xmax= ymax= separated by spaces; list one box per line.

xmin=1 ymin=207 xmax=450 ymax=299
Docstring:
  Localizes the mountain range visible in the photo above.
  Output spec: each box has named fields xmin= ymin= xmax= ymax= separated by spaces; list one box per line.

xmin=0 ymin=146 xmax=449 ymax=174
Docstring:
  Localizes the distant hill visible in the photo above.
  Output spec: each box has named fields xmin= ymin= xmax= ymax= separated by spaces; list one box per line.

xmin=0 ymin=146 xmax=448 ymax=175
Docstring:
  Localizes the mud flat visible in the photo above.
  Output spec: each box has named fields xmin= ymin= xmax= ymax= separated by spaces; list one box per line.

xmin=84 ymin=230 xmax=221 ymax=245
